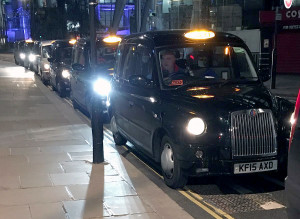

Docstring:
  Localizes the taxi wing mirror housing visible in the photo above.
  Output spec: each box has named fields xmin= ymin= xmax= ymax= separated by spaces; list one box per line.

xmin=48 ymin=58 xmax=54 ymax=63
xmin=129 ymin=75 xmax=152 ymax=88
xmin=258 ymin=68 xmax=271 ymax=82
xmin=72 ymin=63 xmax=85 ymax=71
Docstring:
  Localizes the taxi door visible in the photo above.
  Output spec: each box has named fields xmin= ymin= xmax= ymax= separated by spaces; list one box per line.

xmin=122 ymin=45 xmax=160 ymax=154
xmin=71 ymin=45 xmax=87 ymax=106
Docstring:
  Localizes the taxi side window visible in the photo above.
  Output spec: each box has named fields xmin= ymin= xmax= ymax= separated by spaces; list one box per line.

xmin=73 ymin=46 xmax=86 ymax=68
xmin=42 ymin=47 xmax=50 ymax=58
xmin=122 ymin=46 xmax=138 ymax=80
xmin=136 ymin=46 xmax=153 ymax=81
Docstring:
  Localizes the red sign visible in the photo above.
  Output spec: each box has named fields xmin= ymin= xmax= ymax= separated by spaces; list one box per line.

xmin=284 ymin=0 xmax=293 ymax=9
xmin=170 ymin=80 xmax=183 ymax=86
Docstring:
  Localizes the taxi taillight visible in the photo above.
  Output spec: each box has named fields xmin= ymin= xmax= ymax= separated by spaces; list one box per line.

xmin=289 ymin=89 xmax=300 ymax=150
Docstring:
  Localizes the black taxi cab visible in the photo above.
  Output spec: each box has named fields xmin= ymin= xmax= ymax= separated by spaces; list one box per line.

xmin=110 ymin=30 xmax=294 ymax=188
xmin=49 ymin=39 xmax=75 ymax=97
xmin=70 ymin=36 xmax=120 ymax=117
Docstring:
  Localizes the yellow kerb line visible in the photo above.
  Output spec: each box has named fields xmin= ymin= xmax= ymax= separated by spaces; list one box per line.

xmin=178 ymin=189 xmax=223 ymax=219
xmin=185 ymin=187 xmax=234 ymax=219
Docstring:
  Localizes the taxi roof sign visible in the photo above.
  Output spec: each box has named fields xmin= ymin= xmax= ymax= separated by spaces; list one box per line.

xmin=103 ymin=36 xmax=122 ymax=44
xmin=25 ymin=39 xmax=33 ymax=43
xmin=184 ymin=30 xmax=215 ymax=40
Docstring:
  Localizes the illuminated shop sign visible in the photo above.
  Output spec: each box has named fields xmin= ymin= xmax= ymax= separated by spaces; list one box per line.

xmin=284 ymin=0 xmax=293 ymax=9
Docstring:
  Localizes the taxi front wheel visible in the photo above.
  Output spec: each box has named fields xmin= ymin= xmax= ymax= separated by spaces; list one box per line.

xmin=160 ymin=136 xmax=187 ymax=189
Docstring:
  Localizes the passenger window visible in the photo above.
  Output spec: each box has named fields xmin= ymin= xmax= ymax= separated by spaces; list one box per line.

xmin=122 ymin=46 xmax=138 ymax=80
xmin=136 ymin=46 xmax=153 ymax=81
xmin=78 ymin=48 xmax=86 ymax=67
xmin=73 ymin=46 xmax=85 ymax=67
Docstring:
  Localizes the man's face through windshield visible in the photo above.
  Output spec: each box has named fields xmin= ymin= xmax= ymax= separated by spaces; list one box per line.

xmin=161 ymin=52 xmax=176 ymax=74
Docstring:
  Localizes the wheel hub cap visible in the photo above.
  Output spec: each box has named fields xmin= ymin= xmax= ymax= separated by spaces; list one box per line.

xmin=161 ymin=143 xmax=174 ymax=179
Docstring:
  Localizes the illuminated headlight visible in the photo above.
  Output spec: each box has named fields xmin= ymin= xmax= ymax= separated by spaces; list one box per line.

xmin=20 ymin=53 xmax=25 ymax=60
xmin=29 ymin=54 xmax=36 ymax=62
xmin=93 ymin=78 xmax=111 ymax=96
xmin=187 ymin=117 xmax=206 ymax=135
xmin=290 ymin=112 xmax=296 ymax=125
xmin=44 ymin=63 xmax=50 ymax=70
xmin=62 ymin=70 xmax=70 ymax=79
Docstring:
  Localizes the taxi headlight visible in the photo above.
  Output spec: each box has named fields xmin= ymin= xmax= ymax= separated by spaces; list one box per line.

xmin=62 ymin=70 xmax=70 ymax=79
xmin=290 ymin=112 xmax=296 ymax=125
xmin=187 ymin=117 xmax=206 ymax=135
xmin=20 ymin=53 xmax=25 ymax=60
xmin=93 ymin=78 xmax=111 ymax=96
xmin=29 ymin=54 xmax=36 ymax=62
xmin=44 ymin=63 xmax=50 ymax=70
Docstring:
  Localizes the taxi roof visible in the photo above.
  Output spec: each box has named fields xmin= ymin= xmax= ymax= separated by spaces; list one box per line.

xmin=122 ymin=30 xmax=245 ymax=48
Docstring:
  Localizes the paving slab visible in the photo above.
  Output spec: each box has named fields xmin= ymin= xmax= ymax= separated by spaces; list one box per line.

xmin=63 ymin=200 xmax=110 ymax=219
xmin=20 ymin=173 xmax=52 ymax=188
xmin=0 ymin=186 xmax=72 ymax=206
xmin=50 ymin=172 xmax=90 ymax=186
xmin=29 ymin=202 xmax=67 ymax=219
xmin=0 ymin=205 xmax=31 ymax=219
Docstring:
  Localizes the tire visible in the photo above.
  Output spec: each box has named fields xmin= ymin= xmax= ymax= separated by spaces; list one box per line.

xmin=113 ymin=132 xmax=127 ymax=146
xmin=41 ymin=71 xmax=48 ymax=85
xmin=70 ymin=90 xmax=78 ymax=109
xmin=57 ymin=81 xmax=66 ymax=98
xmin=160 ymin=136 xmax=188 ymax=188
xmin=111 ymin=116 xmax=127 ymax=145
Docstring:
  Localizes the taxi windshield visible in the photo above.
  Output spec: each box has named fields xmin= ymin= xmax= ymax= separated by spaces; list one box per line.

xmin=96 ymin=46 xmax=116 ymax=70
xmin=159 ymin=45 xmax=258 ymax=88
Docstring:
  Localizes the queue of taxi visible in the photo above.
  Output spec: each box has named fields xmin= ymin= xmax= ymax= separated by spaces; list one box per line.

xmin=13 ymin=30 xmax=295 ymax=189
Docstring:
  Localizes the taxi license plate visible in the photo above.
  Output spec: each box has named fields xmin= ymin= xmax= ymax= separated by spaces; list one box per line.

xmin=234 ymin=160 xmax=277 ymax=174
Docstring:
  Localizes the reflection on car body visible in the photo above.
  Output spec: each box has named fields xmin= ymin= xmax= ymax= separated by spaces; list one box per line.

xmin=110 ymin=30 xmax=294 ymax=188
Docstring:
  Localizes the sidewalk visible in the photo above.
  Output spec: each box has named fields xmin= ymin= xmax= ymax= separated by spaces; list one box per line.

xmin=0 ymin=60 xmax=193 ymax=219
xmin=264 ymin=74 xmax=300 ymax=102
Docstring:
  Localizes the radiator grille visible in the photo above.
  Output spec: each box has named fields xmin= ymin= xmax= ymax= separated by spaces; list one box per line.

xmin=231 ymin=109 xmax=277 ymax=157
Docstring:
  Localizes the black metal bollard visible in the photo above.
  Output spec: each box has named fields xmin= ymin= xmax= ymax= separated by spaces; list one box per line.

xmin=91 ymin=96 xmax=104 ymax=163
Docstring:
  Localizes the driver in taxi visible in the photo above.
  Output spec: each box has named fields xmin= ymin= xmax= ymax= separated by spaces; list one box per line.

xmin=161 ymin=50 xmax=186 ymax=79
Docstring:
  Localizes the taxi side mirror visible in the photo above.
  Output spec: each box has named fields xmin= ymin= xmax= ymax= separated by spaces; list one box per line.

xmin=48 ymin=58 xmax=54 ymax=63
xmin=258 ymin=68 xmax=271 ymax=82
xmin=129 ymin=75 xmax=152 ymax=88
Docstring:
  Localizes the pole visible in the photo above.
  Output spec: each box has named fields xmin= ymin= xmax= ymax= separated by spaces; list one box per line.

xmin=89 ymin=0 xmax=104 ymax=163
xmin=271 ymin=6 xmax=279 ymax=89
xmin=89 ymin=0 xmax=96 ymax=68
